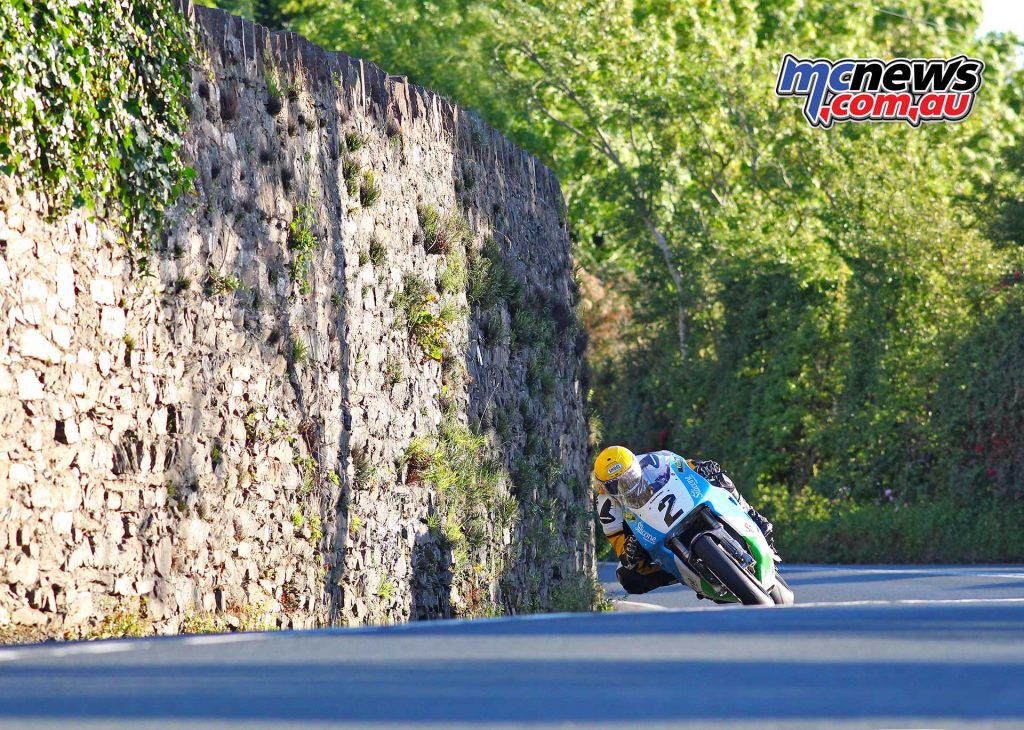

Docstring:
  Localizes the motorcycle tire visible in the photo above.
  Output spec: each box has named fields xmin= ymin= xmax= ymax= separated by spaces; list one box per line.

xmin=770 ymin=573 xmax=795 ymax=606
xmin=692 ymin=534 xmax=774 ymax=606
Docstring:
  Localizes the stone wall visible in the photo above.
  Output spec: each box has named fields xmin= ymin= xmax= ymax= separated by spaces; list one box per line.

xmin=0 ymin=4 xmax=592 ymax=639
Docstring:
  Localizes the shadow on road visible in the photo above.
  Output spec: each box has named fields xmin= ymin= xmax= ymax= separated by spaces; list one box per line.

xmin=410 ymin=523 xmax=453 ymax=620
xmin=968 ymin=581 xmax=1024 ymax=592
xmin=0 ymin=655 xmax=1020 ymax=723
xmin=784 ymin=571 xmax=925 ymax=587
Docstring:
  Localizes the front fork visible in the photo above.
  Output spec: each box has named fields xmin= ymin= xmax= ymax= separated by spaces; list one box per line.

xmin=666 ymin=505 xmax=759 ymax=596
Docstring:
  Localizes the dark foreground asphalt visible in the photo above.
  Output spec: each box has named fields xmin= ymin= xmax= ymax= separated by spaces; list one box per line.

xmin=0 ymin=565 xmax=1022 ymax=729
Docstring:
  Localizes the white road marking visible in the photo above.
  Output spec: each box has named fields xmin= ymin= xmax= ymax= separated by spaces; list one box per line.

xmin=0 ymin=631 xmax=271 ymax=663
xmin=778 ymin=566 xmax=1024 ymax=580
xmin=0 ymin=640 xmax=136 ymax=663
xmin=319 ymin=610 xmax=597 ymax=634
xmin=604 ymin=597 xmax=1024 ymax=615
xmin=785 ymin=597 xmax=1024 ymax=609
xmin=179 ymin=633 xmax=270 ymax=646
xmin=635 ymin=597 xmax=1024 ymax=614
xmin=0 ymin=612 xmax=608 ymax=661
xmin=600 ymin=561 xmax=1024 ymax=581
xmin=611 ymin=600 xmax=669 ymax=612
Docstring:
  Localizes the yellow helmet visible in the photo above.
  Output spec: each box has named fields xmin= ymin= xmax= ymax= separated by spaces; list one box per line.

xmin=592 ymin=445 xmax=641 ymax=497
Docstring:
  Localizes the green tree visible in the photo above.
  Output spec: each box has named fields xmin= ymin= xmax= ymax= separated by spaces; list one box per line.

xmin=485 ymin=0 xmax=1024 ymax=508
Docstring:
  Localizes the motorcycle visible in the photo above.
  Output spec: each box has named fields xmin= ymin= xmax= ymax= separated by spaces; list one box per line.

xmin=615 ymin=453 xmax=793 ymax=606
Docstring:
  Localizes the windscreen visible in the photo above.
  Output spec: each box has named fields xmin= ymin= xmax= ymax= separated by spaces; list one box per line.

xmin=617 ymin=474 xmax=657 ymax=510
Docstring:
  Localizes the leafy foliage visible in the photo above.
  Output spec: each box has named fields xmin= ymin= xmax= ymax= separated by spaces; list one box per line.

xmin=205 ymin=267 xmax=243 ymax=296
xmin=264 ymin=62 xmax=284 ymax=115
xmin=180 ymin=604 xmax=272 ymax=634
xmin=935 ymin=288 xmax=1024 ymax=501
xmin=550 ymin=572 xmax=611 ymax=613
xmin=358 ymin=170 xmax=381 ymax=207
xmin=440 ymin=248 xmax=468 ymax=296
xmin=341 ymin=156 xmax=361 ymax=196
xmin=412 ymin=416 xmax=516 ymax=577
xmin=352 ymin=449 xmax=379 ymax=489
xmin=86 ymin=603 xmax=150 ymax=639
xmin=393 ymin=273 xmax=452 ymax=361
xmin=468 ymin=238 xmax=519 ymax=310
xmin=344 ymin=130 xmax=366 ymax=153
xmin=476 ymin=0 xmax=1024 ymax=537
xmin=288 ymin=201 xmax=320 ymax=294
xmin=369 ymin=237 xmax=388 ymax=268
xmin=288 ymin=336 xmax=308 ymax=366
xmin=418 ymin=204 xmax=471 ymax=255
xmin=769 ymin=492 xmax=1024 ymax=563
xmin=0 ymin=0 xmax=194 ymax=244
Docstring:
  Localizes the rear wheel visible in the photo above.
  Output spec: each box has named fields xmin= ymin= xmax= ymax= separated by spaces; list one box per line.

xmin=692 ymin=534 xmax=773 ymax=606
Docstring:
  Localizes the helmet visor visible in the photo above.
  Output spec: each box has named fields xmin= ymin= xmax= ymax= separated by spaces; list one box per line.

xmin=599 ymin=458 xmax=642 ymax=499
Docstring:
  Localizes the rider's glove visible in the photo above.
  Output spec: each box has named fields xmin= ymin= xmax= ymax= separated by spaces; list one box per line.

xmin=621 ymin=532 xmax=650 ymax=568
xmin=694 ymin=459 xmax=737 ymax=494
xmin=693 ymin=459 xmax=723 ymax=480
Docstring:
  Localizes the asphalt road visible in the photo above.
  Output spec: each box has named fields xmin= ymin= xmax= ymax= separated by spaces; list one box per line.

xmin=0 ymin=564 xmax=1022 ymax=729
xmin=602 ymin=561 xmax=1024 ymax=609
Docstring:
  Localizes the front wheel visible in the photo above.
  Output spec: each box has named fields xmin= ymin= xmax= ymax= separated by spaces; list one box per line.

xmin=770 ymin=573 xmax=795 ymax=606
xmin=692 ymin=534 xmax=773 ymax=606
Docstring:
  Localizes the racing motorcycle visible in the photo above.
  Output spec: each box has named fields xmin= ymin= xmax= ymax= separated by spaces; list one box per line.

xmin=614 ymin=453 xmax=794 ymax=606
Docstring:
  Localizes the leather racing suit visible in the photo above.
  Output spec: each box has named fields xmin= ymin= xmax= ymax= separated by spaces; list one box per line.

xmin=597 ymin=451 xmax=776 ymax=595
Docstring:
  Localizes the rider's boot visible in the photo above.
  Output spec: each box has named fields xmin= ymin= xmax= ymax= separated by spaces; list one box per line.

xmin=616 ymin=563 xmax=677 ymax=594
xmin=747 ymin=507 xmax=781 ymax=561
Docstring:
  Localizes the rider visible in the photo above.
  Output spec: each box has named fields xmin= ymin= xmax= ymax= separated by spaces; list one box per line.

xmin=592 ymin=445 xmax=778 ymax=596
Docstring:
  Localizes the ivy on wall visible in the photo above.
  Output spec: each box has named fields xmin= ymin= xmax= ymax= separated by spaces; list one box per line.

xmin=0 ymin=0 xmax=194 ymax=246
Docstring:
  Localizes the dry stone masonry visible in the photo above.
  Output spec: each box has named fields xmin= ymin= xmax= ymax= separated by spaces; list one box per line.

xmin=0 ymin=4 xmax=592 ymax=639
